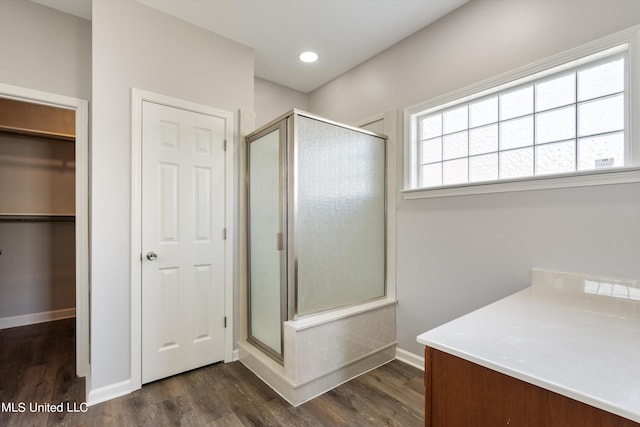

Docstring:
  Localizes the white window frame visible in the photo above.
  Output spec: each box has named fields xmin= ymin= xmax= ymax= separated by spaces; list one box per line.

xmin=403 ymin=25 xmax=640 ymax=199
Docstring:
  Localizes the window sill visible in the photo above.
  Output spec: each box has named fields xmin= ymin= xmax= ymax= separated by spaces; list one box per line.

xmin=401 ymin=167 xmax=640 ymax=199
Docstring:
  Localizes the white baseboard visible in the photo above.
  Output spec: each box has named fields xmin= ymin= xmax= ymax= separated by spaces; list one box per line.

xmin=232 ymin=348 xmax=240 ymax=361
xmin=87 ymin=379 xmax=135 ymax=406
xmin=84 ymin=348 xmax=413 ymax=407
xmin=395 ymin=347 xmax=425 ymax=371
xmin=0 ymin=308 xmax=76 ymax=330
xmin=239 ymin=340 xmax=396 ymax=407
xmin=87 ymin=349 xmax=238 ymax=407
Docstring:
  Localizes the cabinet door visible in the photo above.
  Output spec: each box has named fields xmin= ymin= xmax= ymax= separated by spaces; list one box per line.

xmin=425 ymin=347 xmax=640 ymax=427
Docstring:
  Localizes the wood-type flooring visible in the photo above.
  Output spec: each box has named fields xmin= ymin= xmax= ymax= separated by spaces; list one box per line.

xmin=0 ymin=319 xmax=424 ymax=426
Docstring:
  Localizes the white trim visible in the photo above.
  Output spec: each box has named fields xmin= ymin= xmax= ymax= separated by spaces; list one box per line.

xmin=130 ymin=89 xmax=235 ymax=392
xmin=355 ymin=113 xmax=384 ymax=129
xmin=74 ymin=96 xmax=90 ymax=380
xmin=130 ymin=91 xmax=143 ymax=392
xmin=395 ymin=347 xmax=425 ymax=371
xmin=239 ymin=339 xmax=396 ymax=407
xmin=0 ymin=83 xmax=90 ymax=381
xmin=404 ymin=24 xmax=640 ymax=194
xmin=237 ymin=108 xmax=255 ymax=347
xmin=86 ymin=379 xmax=133 ymax=407
xmin=224 ymin=110 xmax=236 ymax=364
xmin=383 ymin=110 xmax=399 ymax=303
xmin=286 ymin=298 xmax=398 ymax=332
xmin=402 ymin=167 xmax=640 ymax=199
xmin=0 ymin=308 xmax=76 ymax=330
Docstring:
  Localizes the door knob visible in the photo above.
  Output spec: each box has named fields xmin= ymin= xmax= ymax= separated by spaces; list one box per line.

xmin=146 ymin=251 xmax=158 ymax=261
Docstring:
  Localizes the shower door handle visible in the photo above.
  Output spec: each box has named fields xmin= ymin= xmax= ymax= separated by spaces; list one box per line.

xmin=276 ymin=233 xmax=284 ymax=251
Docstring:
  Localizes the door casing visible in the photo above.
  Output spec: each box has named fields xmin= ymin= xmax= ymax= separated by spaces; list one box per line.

xmin=0 ymin=83 xmax=90 ymax=384
xmin=131 ymin=89 xmax=235 ymax=391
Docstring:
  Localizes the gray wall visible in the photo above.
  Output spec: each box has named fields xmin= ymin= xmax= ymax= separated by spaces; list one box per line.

xmin=0 ymin=221 xmax=75 ymax=317
xmin=0 ymin=134 xmax=76 ymax=319
xmin=0 ymin=0 xmax=91 ymax=101
xmin=91 ymin=0 xmax=253 ymax=391
xmin=309 ymin=0 xmax=640 ymax=357
xmin=254 ymin=77 xmax=309 ymax=128
xmin=0 ymin=1 xmax=89 ymax=322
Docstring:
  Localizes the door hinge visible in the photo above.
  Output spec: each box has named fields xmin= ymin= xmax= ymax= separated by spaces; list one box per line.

xmin=223 ymin=139 xmax=227 ymax=151
xmin=223 ymin=228 xmax=227 ymax=240
xmin=224 ymin=316 xmax=227 ymax=328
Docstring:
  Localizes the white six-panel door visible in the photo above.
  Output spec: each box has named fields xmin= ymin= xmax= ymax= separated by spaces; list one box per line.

xmin=141 ymin=101 xmax=226 ymax=384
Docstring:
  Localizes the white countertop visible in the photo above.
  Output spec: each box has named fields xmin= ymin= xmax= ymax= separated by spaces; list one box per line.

xmin=417 ymin=269 xmax=640 ymax=423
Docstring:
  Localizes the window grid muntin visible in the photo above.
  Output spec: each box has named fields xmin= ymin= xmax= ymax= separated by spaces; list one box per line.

xmin=416 ymin=50 xmax=627 ymax=188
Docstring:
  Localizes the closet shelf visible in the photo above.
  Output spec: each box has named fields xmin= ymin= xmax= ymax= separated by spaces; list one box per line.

xmin=0 ymin=214 xmax=75 ymax=223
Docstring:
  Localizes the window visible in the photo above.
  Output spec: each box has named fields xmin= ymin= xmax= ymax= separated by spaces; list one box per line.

xmin=405 ymin=27 xmax=640 ymax=198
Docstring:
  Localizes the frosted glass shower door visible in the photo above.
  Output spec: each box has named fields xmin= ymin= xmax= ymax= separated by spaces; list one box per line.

xmin=294 ymin=116 xmax=386 ymax=316
xmin=247 ymin=123 xmax=285 ymax=359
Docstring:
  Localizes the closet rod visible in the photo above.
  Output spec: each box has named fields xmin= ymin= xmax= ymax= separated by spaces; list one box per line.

xmin=0 ymin=215 xmax=75 ymax=223
xmin=0 ymin=125 xmax=75 ymax=142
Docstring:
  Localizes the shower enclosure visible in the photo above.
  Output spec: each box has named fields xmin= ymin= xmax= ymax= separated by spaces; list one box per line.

xmin=240 ymin=110 xmax=396 ymax=405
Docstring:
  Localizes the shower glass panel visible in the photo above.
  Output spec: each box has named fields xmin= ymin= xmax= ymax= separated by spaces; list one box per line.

xmin=248 ymin=124 xmax=285 ymax=359
xmin=295 ymin=116 xmax=386 ymax=316
xmin=246 ymin=110 xmax=387 ymax=362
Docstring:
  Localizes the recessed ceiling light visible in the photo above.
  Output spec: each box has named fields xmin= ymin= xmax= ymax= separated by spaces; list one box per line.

xmin=299 ymin=51 xmax=319 ymax=63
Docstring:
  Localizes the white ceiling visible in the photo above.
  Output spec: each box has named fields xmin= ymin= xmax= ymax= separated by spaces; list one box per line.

xmin=31 ymin=0 xmax=468 ymax=93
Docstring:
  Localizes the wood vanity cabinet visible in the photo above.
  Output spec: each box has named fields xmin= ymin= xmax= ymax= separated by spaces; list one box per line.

xmin=424 ymin=347 xmax=640 ymax=427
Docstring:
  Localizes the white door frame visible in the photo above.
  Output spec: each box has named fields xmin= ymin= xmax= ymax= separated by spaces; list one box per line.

xmin=0 ymin=83 xmax=90 ymax=380
xmin=130 ymin=89 xmax=234 ymax=390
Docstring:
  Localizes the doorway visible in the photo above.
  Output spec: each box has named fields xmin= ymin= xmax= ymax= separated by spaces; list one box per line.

xmin=0 ymin=83 xmax=90 ymax=382
xmin=131 ymin=89 xmax=234 ymax=389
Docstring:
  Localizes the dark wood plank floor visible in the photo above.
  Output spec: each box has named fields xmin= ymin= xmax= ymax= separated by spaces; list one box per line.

xmin=0 ymin=319 xmax=424 ymax=426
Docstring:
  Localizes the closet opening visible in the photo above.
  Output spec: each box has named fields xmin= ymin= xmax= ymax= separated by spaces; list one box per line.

xmin=0 ymin=95 xmax=87 ymax=402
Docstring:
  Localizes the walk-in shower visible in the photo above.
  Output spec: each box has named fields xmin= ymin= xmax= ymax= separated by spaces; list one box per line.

xmin=240 ymin=110 xmax=396 ymax=405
